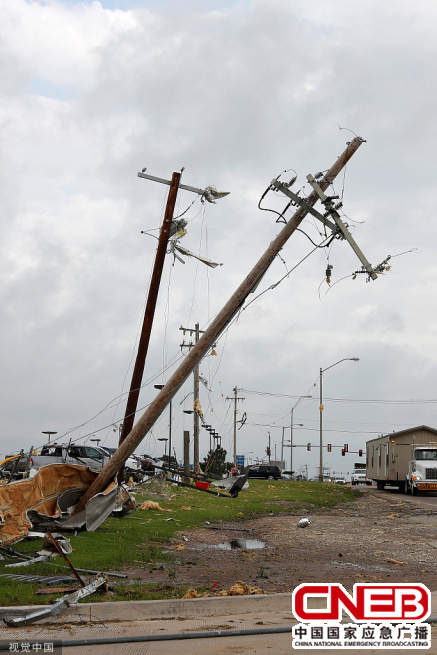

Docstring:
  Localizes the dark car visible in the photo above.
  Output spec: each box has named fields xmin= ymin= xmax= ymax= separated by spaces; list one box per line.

xmin=247 ymin=465 xmax=282 ymax=480
xmin=134 ymin=454 xmax=155 ymax=474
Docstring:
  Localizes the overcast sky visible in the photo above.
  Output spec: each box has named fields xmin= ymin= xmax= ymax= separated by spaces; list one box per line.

xmin=1 ymin=0 xmax=436 ymax=478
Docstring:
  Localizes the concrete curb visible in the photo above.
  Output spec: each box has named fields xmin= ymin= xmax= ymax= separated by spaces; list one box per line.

xmin=0 ymin=591 xmax=295 ymax=623
xmin=2 ymin=590 xmax=436 ymax=625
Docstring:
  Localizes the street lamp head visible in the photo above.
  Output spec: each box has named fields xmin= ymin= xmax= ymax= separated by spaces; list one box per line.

xmin=158 ymin=438 xmax=168 ymax=442
xmin=154 ymin=384 xmax=165 ymax=390
xmin=351 ymin=357 xmax=359 ymax=362
xmin=183 ymin=410 xmax=194 ymax=415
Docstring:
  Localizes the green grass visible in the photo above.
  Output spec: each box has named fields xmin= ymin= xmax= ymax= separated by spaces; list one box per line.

xmin=0 ymin=479 xmax=358 ymax=606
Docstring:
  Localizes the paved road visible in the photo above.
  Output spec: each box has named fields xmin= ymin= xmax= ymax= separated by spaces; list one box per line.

xmin=357 ymin=483 xmax=437 ymax=509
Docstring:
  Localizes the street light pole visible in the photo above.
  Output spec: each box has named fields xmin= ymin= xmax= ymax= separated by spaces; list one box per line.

xmin=155 ymin=384 xmax=172 ymax=468
xmin=319 ymin=358 xmax=359 ymax=482
xmin=158 ymin=437 xmax=168 ymax=464
xmin=283 ymin=394 xmax=311 ymax=475
xmin=290 ymin=411 xmax=304 ymax=477
xmin=42 ymin=431 xmax=57 ymax=444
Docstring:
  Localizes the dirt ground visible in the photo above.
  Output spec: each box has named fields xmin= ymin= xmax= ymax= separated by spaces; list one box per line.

xmin=125 ymin=488 xmax=437 ymax=595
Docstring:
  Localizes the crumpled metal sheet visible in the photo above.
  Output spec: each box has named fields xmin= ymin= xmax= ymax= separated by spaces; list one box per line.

xmin=5 ymin=574 xmax=107 ymax=627
xmin=0 ymin=464 xmax=117 ymax=545
xmin=59 ymin=485 xmax=118 ymax=532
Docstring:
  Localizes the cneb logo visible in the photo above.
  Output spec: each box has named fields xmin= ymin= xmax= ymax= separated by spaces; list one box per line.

xmin=293 ymin=583 xmax=430 ymax=622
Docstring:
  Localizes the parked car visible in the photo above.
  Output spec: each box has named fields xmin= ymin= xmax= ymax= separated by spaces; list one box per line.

xmin=0 ymin=453 xmax=31 ymax=480
xmin=247 ymin=465 xmax=282 ymax=480
xmin=29 ymin=443 xmax=111 ymax=473
xmin=99 ymin=447 xmax=144 ymax=480
xmin=134 ymin=454 xmax=156 ymax=474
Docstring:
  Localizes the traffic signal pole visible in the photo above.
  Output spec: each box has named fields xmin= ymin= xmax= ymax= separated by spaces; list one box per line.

xmin=72 ymin=137 xmax=365 ymax=514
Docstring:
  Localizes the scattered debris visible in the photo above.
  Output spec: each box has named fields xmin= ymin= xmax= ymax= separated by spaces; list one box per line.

xmin=182 ymin=588 xmax=210 ymax=599
xmin=386 ymin=558 xmax=405 ymax=566
xmin=219 ymin=581 xmax=267 ymax=596
xmin=297 ymin=517 xmax=311 ymax=528
xmin=44 ymin=531 xmax=85 ymax=588
xmin=4 ymin=574 xmax=108 ymax=627
xmin=0 ymin=464 xmax=117 ymax=545
xmin=38 ymin=532 xmax=72 ymax=556
xmin=0 ymin=574 xmax=76 ymax=586
xmin=5 ymin=555 xmax=50 ymax=568
xmin=138 ymin=500 xmax=172 ymax=512
xmin=35 ymin=586 xmax=79 ymax=595
xmin=180 ymin=506 xmax=192 ymax=511
xmin=112 ymin=485 xmax=137 ymax=517
xmin=182 ymin=581 xmax=267 ymax=600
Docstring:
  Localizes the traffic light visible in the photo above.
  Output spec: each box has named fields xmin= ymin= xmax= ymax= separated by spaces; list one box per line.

xmin=307 ymin=443 xmax=311 ymax=451
xmin=341 ymin=448 xmax=345 ymax=456
xmin=344 ymin=443 xmax=348 ymax=453
xmin=359 ymin=449 xmax=363 ymax=457
xmin=266 ymin=447 xmax=271 ymax=456
xmin=327 ymin=444 xmax=332 ymax=452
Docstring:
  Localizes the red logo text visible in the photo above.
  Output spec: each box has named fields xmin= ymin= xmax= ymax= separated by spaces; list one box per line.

xmin=292 ymin=583 xmax=430 ymax=622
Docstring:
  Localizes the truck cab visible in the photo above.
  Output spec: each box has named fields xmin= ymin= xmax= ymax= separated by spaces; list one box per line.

xmin=406 ymin=446 xmax=437 ymax=495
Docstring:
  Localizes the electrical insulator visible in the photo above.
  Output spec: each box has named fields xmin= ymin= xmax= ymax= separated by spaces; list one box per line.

xmin=326 ymin=264 xmax=333 ymax=284
xmin=315 ymin=172 xmax=323 ymax=179
xmin=285 ymin=176 xmax=297 ymax=188
xmin=335 ymin=202 xmax=343 ymax=210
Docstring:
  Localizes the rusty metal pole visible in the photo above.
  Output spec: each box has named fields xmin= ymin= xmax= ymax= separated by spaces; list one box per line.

xmin=73 ymin=138 xmax=365 ymax=514
xmin=117 ymin=172 xmax=181 ymax=483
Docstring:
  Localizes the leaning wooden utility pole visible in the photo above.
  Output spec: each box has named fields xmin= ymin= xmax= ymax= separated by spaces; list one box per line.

xmin=116 ymin=172 xmax=181 ymax=483
xmin=73 ymin=137 xmax=365 ymax=513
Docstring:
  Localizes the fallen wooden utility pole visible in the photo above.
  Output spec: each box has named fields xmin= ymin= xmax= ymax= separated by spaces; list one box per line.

xmin=72 ymin=136 xmax=365 ymax=513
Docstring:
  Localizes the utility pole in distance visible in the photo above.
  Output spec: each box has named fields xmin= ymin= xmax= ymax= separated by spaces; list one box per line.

xmin=73 ymin=137 xmax=366 ymax=513
xmin=180 ymin=323 xmax=205 ymax=473
xmin=226 ymin=387 xmax=245 ymax=465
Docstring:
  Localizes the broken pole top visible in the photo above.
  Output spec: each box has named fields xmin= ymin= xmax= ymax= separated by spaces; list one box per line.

xmin=72 ymin=137 xmax=365 ymax=514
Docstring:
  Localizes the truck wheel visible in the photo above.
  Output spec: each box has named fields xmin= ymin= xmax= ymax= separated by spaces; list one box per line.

xmin=404 ymin=481 xmax=409 ymax=494
xmin=412 ymin=485 xmax=418 ymax=496
xmin=376 ymin=481 xmax=384 ymax=491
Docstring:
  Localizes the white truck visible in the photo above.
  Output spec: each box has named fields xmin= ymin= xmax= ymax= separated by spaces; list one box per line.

xmin=29 ymin=443 xmax=111 ymax=473
xmin=366 ymin=426 xmax=437 ymax=494
xmin=351 ymin=462 xmax=368 ymax=485
xmin=405 ymin=445 xmax=437 ymax=495
xmin=28 ymin=443 xmax=142 ymax=479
